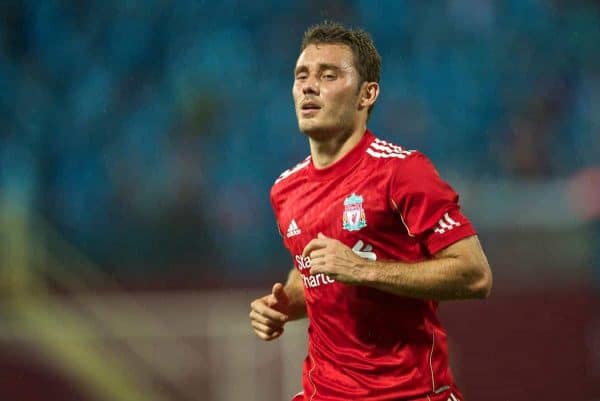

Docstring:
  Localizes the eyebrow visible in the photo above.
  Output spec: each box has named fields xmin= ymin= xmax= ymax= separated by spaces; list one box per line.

xmin=294 ymin=63 xmax=342 ymax=75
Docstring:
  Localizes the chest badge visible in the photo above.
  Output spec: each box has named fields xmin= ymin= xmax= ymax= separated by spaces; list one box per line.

xmin=342 ymin=193 xmax=367 ymax=232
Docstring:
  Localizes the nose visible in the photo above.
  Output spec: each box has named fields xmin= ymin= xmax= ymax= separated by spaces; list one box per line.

xmin=302 ymin=76 xmax=319 ymax=95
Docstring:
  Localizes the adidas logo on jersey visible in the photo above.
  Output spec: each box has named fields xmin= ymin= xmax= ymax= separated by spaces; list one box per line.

xmin=287 ymin=219 xmax=301 ymax=238
xmin=434 ymin=212 xmax=461 ymax=234
xmin=366 ymin=138 xmax=414 ymax=159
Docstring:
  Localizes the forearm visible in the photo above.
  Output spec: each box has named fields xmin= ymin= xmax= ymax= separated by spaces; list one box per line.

xmin=360 ymin=237 xmax=492 ymax=301
xmin=284 ymin=268 xmax=307 ymax=320
xmin=361 ymin=259 xmax=482 ymax=300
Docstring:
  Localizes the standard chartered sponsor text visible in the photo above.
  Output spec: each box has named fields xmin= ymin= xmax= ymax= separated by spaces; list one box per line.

xmin=295 ymin=254 xmax=335 ymax=288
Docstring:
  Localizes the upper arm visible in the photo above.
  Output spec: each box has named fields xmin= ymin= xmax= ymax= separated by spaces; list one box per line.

xmin=390 ymin=153 xmax=477 ymax=254
xmin=434 ymin=235 xmax=493 ymax=297
xmin=434 ymin=235 xmax=485 ymax=261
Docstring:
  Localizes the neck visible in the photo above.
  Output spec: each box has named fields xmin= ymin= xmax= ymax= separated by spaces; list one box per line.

xmin=308 ymin=122 xmax=367 ymax=169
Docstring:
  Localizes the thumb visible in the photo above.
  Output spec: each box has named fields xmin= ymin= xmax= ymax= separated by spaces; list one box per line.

xmin=317 ymin=232 xmax=329 ymax=239
xmin=271 ymin=282 xmax=289 ymax=305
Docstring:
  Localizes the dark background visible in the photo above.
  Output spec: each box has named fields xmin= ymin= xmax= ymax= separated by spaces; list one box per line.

xmin=0 ymin=1 xmax=598 ymax=400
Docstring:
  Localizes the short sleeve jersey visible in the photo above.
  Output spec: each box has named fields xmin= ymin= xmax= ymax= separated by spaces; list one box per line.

xmin=270 ymin=130 xmax=476 ymax=401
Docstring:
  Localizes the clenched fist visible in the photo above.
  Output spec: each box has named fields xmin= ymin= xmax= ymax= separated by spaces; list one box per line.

xmin=249 ymin=283 xmax=290 ymax=341
xmin=303 ymin=232 xmax=371 ymax=285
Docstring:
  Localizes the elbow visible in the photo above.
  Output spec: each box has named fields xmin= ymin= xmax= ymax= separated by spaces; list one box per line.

xmin=471 ymin=277 xmax=492 ymax=299
xmin=468 ymin=263 xmax=493 ymax=299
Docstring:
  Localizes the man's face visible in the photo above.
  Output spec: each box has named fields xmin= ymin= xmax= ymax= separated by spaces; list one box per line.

xmin=293 ymin=43 xmax=362 ymax=137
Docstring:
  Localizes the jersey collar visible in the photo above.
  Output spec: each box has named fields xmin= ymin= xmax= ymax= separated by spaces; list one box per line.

xmin=307 ymin=129 xmax=375 ymax=181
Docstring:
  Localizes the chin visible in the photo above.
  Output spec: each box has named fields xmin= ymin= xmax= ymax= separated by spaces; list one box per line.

xmin=299 ymin=120 xmax=327 ymax=137
xmin=302 ymin=130 xmax=338 ymax=142
xmin=298 ymin=118 xmax=315 ymax=131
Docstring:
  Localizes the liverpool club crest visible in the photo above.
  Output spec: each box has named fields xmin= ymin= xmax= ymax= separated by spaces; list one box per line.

xmin=343 ymin=193 xmax=367 ymax=231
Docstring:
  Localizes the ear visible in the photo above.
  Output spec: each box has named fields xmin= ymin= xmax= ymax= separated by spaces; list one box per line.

xmin=359 ymin=81 xmax=380 ymax=110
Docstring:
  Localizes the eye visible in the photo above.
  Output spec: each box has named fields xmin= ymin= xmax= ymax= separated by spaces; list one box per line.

xmin=295 ymin=73 xmax=308 ymax=80
xmin=322 ymin=73 xmax=336 ymax=80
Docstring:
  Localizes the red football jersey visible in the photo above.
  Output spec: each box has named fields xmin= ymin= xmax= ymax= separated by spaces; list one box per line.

xmin=270 ymin=130 xmax=476 ymax=401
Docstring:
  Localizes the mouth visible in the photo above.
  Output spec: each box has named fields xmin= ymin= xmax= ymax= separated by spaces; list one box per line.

xmin=300 ymin=102 xmax=322 ymax=116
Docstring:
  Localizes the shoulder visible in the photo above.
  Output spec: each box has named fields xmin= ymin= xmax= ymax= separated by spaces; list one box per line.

xmin=270 ymin=155 xmax=311 ymax=202
xmin=364 ymin=136 xmax=434 ymax=173
xmin=272 ymin=155 xmax=311 ymax=186
xmin=270 ymin=156 xmax=310 ymax=218
xmin=364 ymin=135 xmax=446 ymax=192
xmin=365 ymin=136 xmax=416 ymax=161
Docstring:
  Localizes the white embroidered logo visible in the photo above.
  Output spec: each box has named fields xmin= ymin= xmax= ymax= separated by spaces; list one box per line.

xmin=446 ymin=392 xmax=460 ymax=401
xmin=286 ymin=219 xmax=301 ymax=238
xmin=433 ymin=212 xmax=461 ymax=234
xmin=352 ymin=240 xmax=377 ymax=261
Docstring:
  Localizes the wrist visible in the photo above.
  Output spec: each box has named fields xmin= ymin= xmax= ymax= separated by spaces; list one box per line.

xmin=284 ymin=285 xmax=307 ymax=320
xmin=357 ymin=260 xmax=378 ymax=285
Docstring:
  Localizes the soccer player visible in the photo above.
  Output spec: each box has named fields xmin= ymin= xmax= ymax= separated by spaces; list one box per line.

xmin=249 ymin=21 xmax=492 ymax=401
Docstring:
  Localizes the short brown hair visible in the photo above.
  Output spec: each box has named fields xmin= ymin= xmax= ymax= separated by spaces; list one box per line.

xmin=301 ymin=21 xmax=381 ymax=85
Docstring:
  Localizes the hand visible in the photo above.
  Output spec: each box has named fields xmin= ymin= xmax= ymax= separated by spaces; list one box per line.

xmin=249 ymin=283 xmax=290 ymax=341
xmin=302 ymin=233 xmax=369 ymax=285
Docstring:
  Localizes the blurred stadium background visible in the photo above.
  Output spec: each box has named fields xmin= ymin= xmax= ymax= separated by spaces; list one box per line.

xmin=0 ymin=1 xmax=599 ymax=400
